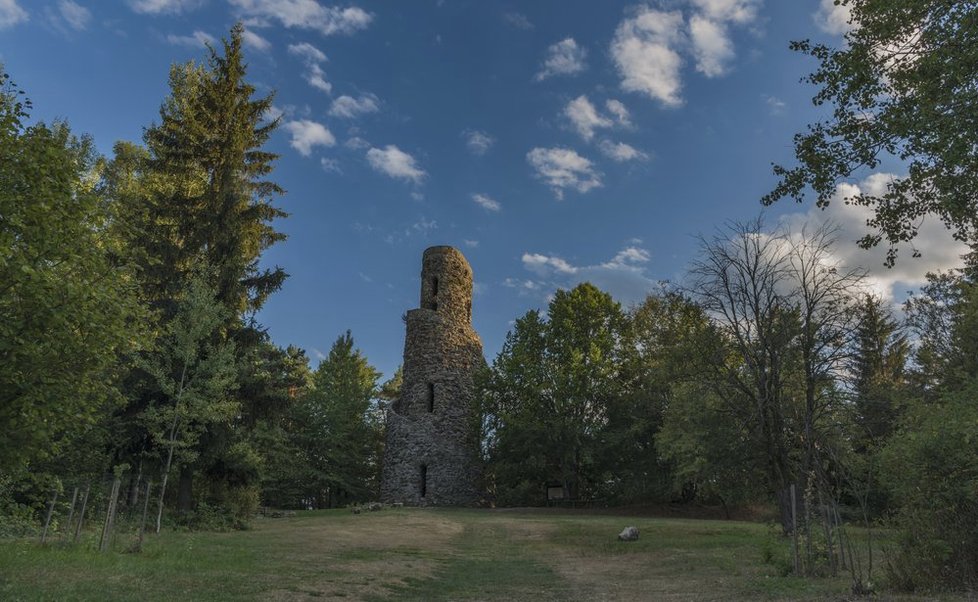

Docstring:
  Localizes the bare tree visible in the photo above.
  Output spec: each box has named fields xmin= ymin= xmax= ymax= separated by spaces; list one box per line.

xmin=688 ymin=217 xmax=799 ymax=533
xmin=786 ymin=221 xmax=867 ymax=576
xmin=787 ymin=222 xmax=866 ymax=474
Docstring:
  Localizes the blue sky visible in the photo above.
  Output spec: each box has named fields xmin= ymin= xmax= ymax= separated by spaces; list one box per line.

xmin=0 ymin=0 xmax=966 ymax=378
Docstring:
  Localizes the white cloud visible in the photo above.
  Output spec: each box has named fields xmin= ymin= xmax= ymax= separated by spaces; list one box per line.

xmin=611 ymin=2 xmax=761 ymax=105
xmin=128 ymin=0 xmax=200 ymax=14
xmin=463 ymin=239 xmax=479 ymax=248
xmin=284 ymin=119 xmax=336 ymax=156
xmin=526 ymin=147 xmax=602 ymax=200
xmin=345 ymin=136 xmax=370 ymax=150
xmin=0 ymin=0 xmax=26 ymax=28
xmin=564 ymin=95 xmax=613 ymax=142
xmin=166 ymin=30 xmax=216 ymax=48
xmin=814 ymin=0 xmax=853 ymax=36
xmin=56 ymin=0 xmax=90 ymax=30
xmin=689 ymin=15 xmax=734 ymax=77
xmin=287 ymin=41 xmax=326 ymax=63
xmin=241 ymin=28 xmax=271 ymax=51
xmin=504 ymin=278 xmax=542 ymax=292
xmin=504 ymin=12 xmax=533 ymax=30
xmin=781 ymin=173 xmax=969 ymax=302
xmin=764 ymin=94 xmax=786 ymax=114
xmin=228 ymin=0 xmax=372 ymax=36
xmin=320 ymin=157 xmax=341 ymax=173
xmin=605 ymin=99 xmax=631 ymax=126
xmin=598 ymin=140 xmax=648 ymax=162
xmin=305 ymin=66 xmax=332 ymax=94
xmin=366 ymin=145 xmax=426 ymax=183
xmin=523 ymin=253 xmax=578 ymax=276
xmin=329 ymin=94 xmax=380 ymax=119
xmin=535 ymin=37 xmax=587 ymax=81
xmin=471 ymin=193 xmax=501 ymax=212
xmin=516 ymin=245 xmax=658 ymax=303
xmin=410 ymin=217 xmax=437 ymax=236
xmin=463 ymin=129 xmax=494 ymax=155
xmin=611 ymin=7 xmax=685 ymax=107
xmin=288 ymin=42 xmax=331 ymax=93
xmin=689 ymin=0 xmax=760 ymax=25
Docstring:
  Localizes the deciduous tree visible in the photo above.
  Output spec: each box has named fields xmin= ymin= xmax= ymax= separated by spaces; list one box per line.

xmin=0 ymin=69 xmax=144 ymax=473
xmin=764 ymin=1 xmax=978 ymax=264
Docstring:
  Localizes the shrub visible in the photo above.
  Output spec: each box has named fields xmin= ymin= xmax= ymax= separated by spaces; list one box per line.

xmin=881 ymin=392 xmax=978 ymax=591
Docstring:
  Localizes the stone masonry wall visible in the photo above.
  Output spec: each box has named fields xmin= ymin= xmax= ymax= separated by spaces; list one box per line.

xmin=381 ymin=246 xmax=484 ymax=506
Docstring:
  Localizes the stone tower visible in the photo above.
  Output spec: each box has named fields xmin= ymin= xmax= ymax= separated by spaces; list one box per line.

xmin=381 ymin=246 xmax=484 ymax=506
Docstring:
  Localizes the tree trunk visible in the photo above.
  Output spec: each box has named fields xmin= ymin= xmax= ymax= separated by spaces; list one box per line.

xmin=176 ymin=466 xmax=194 ymax=513
xmin=776 ymin=486 xmax=794 ymax=535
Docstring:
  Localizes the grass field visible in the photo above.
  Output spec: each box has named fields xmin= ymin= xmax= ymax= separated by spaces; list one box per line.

xmin=0 ymin=507 xmax=967 ymax=601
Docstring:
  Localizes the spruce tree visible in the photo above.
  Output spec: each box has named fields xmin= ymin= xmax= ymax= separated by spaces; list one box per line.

xmin=851 ymin=295 xmax=908 ymax=445
xmin=134 ymin=22 xmax=286 ymax=321
xmin=106 ymin=24 xmax=290 ymax=517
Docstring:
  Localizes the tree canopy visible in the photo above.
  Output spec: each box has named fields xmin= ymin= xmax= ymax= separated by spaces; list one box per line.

xmin=0 ymin=69 xmax=144 ymax=472
xmin=764 ymin=1 xmax=978 ymax=264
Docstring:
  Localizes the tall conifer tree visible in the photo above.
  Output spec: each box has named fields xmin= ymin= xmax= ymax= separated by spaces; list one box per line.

xmin=133 ymin=22 xmax=286 ymax=321
xmin=106 ymin=24 xmax=289 ymax=515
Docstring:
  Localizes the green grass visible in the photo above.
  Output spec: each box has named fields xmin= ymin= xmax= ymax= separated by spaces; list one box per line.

xmin=0 ymin=508 xmax=968 ymax=601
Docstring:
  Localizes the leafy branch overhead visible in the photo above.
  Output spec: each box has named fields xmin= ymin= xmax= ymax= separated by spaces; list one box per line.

xmin=765 ymin=1 xmax=978 ymax=265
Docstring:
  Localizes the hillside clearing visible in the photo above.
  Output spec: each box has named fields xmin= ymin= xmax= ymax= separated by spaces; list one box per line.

xmin=0 ymin=508 xmax=964 ymax=601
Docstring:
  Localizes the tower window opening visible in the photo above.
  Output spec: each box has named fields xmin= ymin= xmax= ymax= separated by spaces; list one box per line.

xmin=427 ymin=382 xmax=435 ymax=412
xmin=419 ymin=464 xmax=428 ymax=498
xmin=425 ymin=277 xmax=439 ymax=310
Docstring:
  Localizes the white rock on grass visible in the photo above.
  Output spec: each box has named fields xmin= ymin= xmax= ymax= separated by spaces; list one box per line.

xmin=618 ymin=526 xmax=639 ymax=541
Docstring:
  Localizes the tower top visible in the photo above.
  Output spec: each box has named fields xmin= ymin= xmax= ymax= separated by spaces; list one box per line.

xmin=419 ymin=246 xmax=473 ymax=325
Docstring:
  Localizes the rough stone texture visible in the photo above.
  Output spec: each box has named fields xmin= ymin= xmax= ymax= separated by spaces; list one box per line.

xmin=618 ymin=526 xmax=640 ymax=541
xmin=381 ymin=246 xmax=485 ymax=506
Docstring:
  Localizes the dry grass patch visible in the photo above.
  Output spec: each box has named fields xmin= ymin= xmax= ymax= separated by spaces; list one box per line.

xmin=255 ymin=510 xmax=464 ymax=600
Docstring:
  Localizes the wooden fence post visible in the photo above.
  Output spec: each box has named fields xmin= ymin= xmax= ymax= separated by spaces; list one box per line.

xmin=133 ymin=480 xmax=153 ymax=552
xmin=40 ymin=488 xmax=59 ymax=544
xmin=99 ymin=477 xmax=122 ymax=553
xmin=62 ymin=487 xmax=79 ymax=542
xmin=791 ymin=483 xmax=800 ymax=575
xmin=73 ymin=483 xmax=90 ymax=544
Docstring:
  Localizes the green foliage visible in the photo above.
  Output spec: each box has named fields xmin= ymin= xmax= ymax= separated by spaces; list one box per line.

xmin=134 ymin=22 xmax=286 ymax=319
xmin=615 ymin=292 xmax=718 ymax=503
xmin=92 ymin=24 xmax=291 ymax=522
xmin=481 ymin=283 xmax=630 ymax=504
xmin=851 ymin=295 xmax=909 ymax=446
xmin=765 ymin=1 xmax=978 ymax=265
xmin=0 ymin=473 xmax=44 ymax=538
xmin=237 ymin=342 xmax=310 ymax=428
xmin=881 ymin=390 xmax=978 ymax=591
xmin=140 ymin=272 xmax=238 ymax=473
xmin=877 ymin=265 xmax=978 ymax=591
xmin=0 ymin=68 xmax=145 ymax=473
xmin=269 ymin=331 xmax=382 ymax=508
xmin=659 ymin=383 xmax=766 ymax=508
xmin=904 ymin=270 xmax=966 ymax=398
